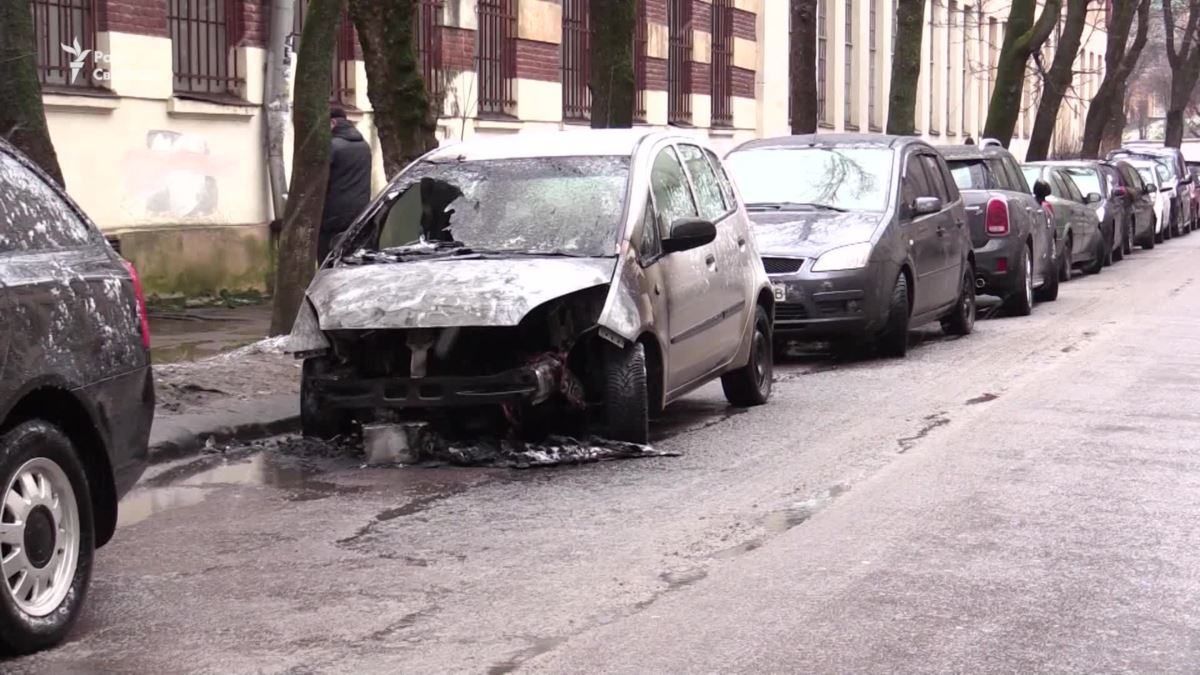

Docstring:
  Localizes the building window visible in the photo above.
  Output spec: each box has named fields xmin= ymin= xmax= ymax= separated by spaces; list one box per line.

xmin=712 ymin=0 xmax=733 ymax=127
xmin=868 ymin=0 xmax=878 ymax=129
xmin=31 ymin=0 xmax=96 ymax=88
xmin=843 ymin=0 xmax=853 ymax=128
xmin=169 ymin=0 xmax=244 ymax=97
xmin=668 ymin=0 xmax=692 ymax=125
xmin=294 ymin=0 xmax=358 ymax=106
xmin=635 ymin=0 xmax=648 ymax=122
xmin=562 ymin=0 xmax=590 ymax=122
xmin=927 ymin=0 xmax=938 ymax=134
xmin=947 ymin=0 xmax=955 ymax=136
xmin=477 ymin=0 xmax=516 ymax=117
xmin=417 ymin=0 xmax=445 ymax=109
xmin=818 ymin=0 xmax=828 ymax=123
xmin=962 ymin=4 xmax=970 ymax=133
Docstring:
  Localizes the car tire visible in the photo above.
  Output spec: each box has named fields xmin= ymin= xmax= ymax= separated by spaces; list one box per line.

xmin=1034 ymin=254 xmax=1060 ymax=302
xmin=300 ymin=358 xmax=351 ymax=440
xmin=1102 ymin=226 xmax=1115 ymax=267
xmin=1002 ymin=246 xmax=1034 ymax=316
xmin=876 ymin=272 xmax=910 ymax=358
xmin=1122 ymin=221 xmax=1134 ymax=256
xmin=1059 ymin=234 xmax=1072 ymax=282
xmin=722 ymin=306 xmax=773 ymax=407
xmin=1112 ymin=223 xmax=1125 ymax=262
xmin=604 ymin=342 xmax=650 ymax=444
xmin=0 ymin=421 xmax=94 ymax=657
xmin=1083 ymin=235 xmax=1105 ymax=275
xmin=1146 ymin=216 xmax=1158 ymax=249
xmin=941 ymin=264 xmax=976 ymax=337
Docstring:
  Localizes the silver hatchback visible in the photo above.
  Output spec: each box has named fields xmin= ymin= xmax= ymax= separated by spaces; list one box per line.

xmin=289 ymin=130 xmax=775 ymax=444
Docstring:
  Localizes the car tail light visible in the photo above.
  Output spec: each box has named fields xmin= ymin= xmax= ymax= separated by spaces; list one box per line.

xmin=986 ymin=198 xmax=1010 ymax=236
xmin=996 ymin=258 xmax=1008 ymax=273
xmin=1042 ymin=201 xmax=1055 ymax=221
xmin=122 ymin=259 xmax=152 ymax=350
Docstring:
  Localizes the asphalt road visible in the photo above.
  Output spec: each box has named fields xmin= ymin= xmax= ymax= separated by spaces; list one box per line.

xmin=9 ymin=234 xmax=1200 ymax=674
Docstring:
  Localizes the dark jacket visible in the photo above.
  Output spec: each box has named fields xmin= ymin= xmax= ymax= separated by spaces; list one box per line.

xmin=321 ymin=120 xmax=372 ymax=234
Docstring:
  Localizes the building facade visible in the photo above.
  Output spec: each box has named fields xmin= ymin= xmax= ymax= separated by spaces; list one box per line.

xmin=28 ymin=0 xmax=1106 ymax=297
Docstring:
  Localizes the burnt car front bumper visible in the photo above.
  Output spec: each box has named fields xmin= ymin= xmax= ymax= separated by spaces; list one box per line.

xmin=767 ymin=264 xmax=888 ymax=339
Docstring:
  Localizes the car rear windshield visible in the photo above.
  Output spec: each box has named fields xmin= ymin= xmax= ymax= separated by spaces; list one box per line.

xmin=1061 ymin=167 xmax=1102 ymax=197
xmin=369 ymin=156 xmax=630 ymax=258
xmin=725 ymin=146 xmax=894 ymax=212
xmin=1021 ymin=167 xmax=1042 ymax=190
xmin=946 ymin=160 xmax=991 ymax=190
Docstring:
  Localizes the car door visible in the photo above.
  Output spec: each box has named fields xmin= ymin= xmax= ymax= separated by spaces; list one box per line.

xmin=900 ymin=152 xmax=944 ymax=316
xmin=1057 ymin=170 xmax=1099 ymax=259
xmin=676 ymin=143 xmax=745 ymax=363
xmin=648 ymin=144 xmax=725 ymax=392
xmin=920 ymin=153 xmax=961 ymax=308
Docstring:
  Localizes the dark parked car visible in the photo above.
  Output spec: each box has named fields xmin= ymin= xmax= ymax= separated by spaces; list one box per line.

xmin=0 ymin=141 xmax=154 ymax=653
xmin=941 ymin=144 xmax=1058 ymax=315
xmin=1108 ymin=145 xmax=1194 ymax=235
xmin=1022 ymin=164 xmax=1105 ymax=279
xmin=1110 ymin=159 xmax=1158 ymax=251
xmin=724 ymin=134 xmax=976 ymax=358
xmin=1046 ymin=161 xmax=1128 ymax=265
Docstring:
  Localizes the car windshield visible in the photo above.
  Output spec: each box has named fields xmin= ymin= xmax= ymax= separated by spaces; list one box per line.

xmin=1021 ymin=167 xmax=1042 ymax=190
xmin=725 ymin=147 xmax=894 ymax=212
xmin=1062 ymin=167 xmax=1102 ymax=197
xmin=1135 ymin=166 xmax=1157 ymax=186
xmin=946 ymin=160 xmax=990 ymax=190
xmin=360 ymin=156 xmax=629 ymax=259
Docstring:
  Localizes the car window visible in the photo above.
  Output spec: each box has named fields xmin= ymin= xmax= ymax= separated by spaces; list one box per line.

xmin=725 ymin=146 xmax=895 ymax=212
xmin=651 ymin=146 xmax=699 ymax=226
xmin=902 ymin=154 xmax=933 ymax=213
xmin=1136 ymin=166 xmax=1156 ymax=187
xmin=639 ymin=195 xmax=663 ymax=260
xmin=1021 ymin=166 xmax=1043 ymax=193
xmin=1003 ymin=157 xmax=1030 ymax=191
xmin=677 ymin=144 xmax=728 ymax=222
xmin=948 ymin=160 xmax=991 ymax=190
xmin=920 ymin=155 xmax=950 ymax=202
xmin=936 ymin=158 xmax=960 ymax=202
xmin=1059 ymin=171 xmax=1085 ymax=202
xmin=1062 ymin=167 xmax=1101 ymax=199
xmin=704 ymin=148 xmax=738 ymax=212
xmin=0 ymin=152 xmax=95 ymax=253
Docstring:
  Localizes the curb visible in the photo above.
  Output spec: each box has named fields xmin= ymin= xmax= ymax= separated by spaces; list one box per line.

xmin=147 ymin=394 xmax=300 ymax=464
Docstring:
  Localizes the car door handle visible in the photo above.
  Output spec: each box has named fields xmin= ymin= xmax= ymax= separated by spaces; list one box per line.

xmin=705 ymin=254 xmax=717 ymax=268
xmin=737 ymin=236 xmax=747 ymax=248
xmin=936 ymin=225 xmax=947 ymax=236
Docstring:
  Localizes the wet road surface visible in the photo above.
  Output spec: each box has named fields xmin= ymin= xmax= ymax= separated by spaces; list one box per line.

xmin=10 ymin=236 xmax=1200 ymax=673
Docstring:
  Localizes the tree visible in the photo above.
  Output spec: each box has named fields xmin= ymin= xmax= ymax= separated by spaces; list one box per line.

xmin=0 ymin=0 xmax=64 ymax=185
xmin=1081 ymin=0 xmax=1152 ymax=158
xmin=269 ymin=0 xmax=341 ymax=336
xmin=348 ymin=0 xmax=438 ymax=179
xmin=790 ymin=0 xmax=819 ymax=133
xmin=886 ymin=0 xmax=927 ymax=135
xmin=1160 ymin=0 xmax=1200 ymax=146
xmin=982 ymin=0 xmax=1063 ymax=145
xmin=590 ymin=0 xmax=637 ymax=127
xmin=1026 ymin=0 xmax=1090 ymax=161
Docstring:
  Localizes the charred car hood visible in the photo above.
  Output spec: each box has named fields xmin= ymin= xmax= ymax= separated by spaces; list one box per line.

xmin=307 ymin=257 xmax=618 ymax=330
xmin=748 ymin=211 xmax=883 ymax=258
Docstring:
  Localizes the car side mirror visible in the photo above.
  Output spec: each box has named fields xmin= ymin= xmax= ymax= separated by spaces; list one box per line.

xmin=913 ymin=196 xmax=942 ymax=216
xmin=662 ymin=217 xmax=717 ymax=254
xmin=1033 ymin=179 xmax=1052 ymax=203
xmin=1085 ymin=192 xmax=1102 ymax=204
xmin=1143 ymin=185 xmax=1154 ymax=195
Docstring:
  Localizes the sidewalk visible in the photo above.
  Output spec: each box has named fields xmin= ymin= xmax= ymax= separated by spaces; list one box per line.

xmin=148 ymin=304 xmax=301 ymax=462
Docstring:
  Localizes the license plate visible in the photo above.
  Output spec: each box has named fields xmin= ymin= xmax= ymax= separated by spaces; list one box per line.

xmin=773 ymin=285 xmax=787 ymax=302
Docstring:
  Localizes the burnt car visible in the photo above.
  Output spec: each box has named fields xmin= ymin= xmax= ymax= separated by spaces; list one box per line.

xmin=290 ymin=130 xmax=775 ymax=445
xmin=0 ymin=141 xmax=154 ymax=653
xmin=723 ymin=134 xmax=977 ymax=358
xmin=1021 ymin=164 xmax=1105 ymax=279
xmin=941 ymin=143 xmax=1058 ymax=315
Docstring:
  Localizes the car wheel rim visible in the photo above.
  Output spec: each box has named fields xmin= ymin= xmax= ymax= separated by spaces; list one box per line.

xmin=1024 ymin=254 xmax=1033 ymax=306
xmin=753 ymin=327 xmax=769 ymax=392
xmin=963 ymin=277 xmax=975 ymax=329
xmin=0 ymin=457 xmax=79 ymax=618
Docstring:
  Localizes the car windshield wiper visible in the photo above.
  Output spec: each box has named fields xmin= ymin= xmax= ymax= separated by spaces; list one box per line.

xmin=451 ymin=247 xmax=598 ymax=258
xmin=745 ymin=201 xmax=849 ymax=213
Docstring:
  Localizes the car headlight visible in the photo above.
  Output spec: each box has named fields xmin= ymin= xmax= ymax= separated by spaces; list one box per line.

xmin=811 ymin=242 xmax=873 ymax=272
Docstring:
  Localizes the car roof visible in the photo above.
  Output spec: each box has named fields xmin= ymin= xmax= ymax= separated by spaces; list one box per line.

xmin=938 ymin=144 xmax=1013 ymax=160
xmin=1024 ymin=160 xmax=1104 ymax=170
xmin=422 ymin=129 xmax=688 ymax=162
xmin=729 ymin=133 xmax=919 ymax=153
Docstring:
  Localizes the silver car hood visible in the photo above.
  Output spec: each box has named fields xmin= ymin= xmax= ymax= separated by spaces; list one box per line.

xmin=307 ymin=257 xmax=618 ymax=330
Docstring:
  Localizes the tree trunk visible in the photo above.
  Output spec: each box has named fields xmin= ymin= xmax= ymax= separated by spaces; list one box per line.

xmin=1101 ymin=83 xmax=1128 ymax=152
xmin=1080 ymin=0 xmax=1150 ymax=158
xmin=1026 ymin=0 xmax=1089 ymax=161
xmin=789 ymin=0 xmax=818 ymax=134
xmin=886 ymin=0 xmax=926 ymax=135
xmin=268 ymin=0 xmax=341 ymax=336
xmin=1160 ymin=0 xmax=1200 ymax=148
xmin=590 ymin=0 xmax=637 ymax=127
xmin=265 ymin=0 xmax=295 ymax=221
xmin=0 ymin=0 xmax=64 ymax=185
xmin=349 ymin=0 xmax=438 ymax=179
xmin=1165 ymin=105 xmax=1186 ymax=147
xmin=982 ymin=0 xmax=1062 ymax=146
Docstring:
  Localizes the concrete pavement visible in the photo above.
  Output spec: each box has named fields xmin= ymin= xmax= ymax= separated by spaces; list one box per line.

xmin=8 ymin=234 xmax=1200 ymax=673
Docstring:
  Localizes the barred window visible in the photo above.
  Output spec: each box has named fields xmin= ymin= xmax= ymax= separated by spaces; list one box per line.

xmin=818 ymin=0 xmax=827 ymax=123
xmin=562 ymin=0 xmax=590 ymax=122
xmin=962 ymin=4 xmax=970 ymax=133
xmin=30 ymin=0 xmax=97 ymax=88
xmin=293 ymin=0 xmax=358 ymax=106
xmin=868 ymin=0 xmax=877 ymax=129
xmin=927 ymin=1 xmax=938 ymax=133
xmin=844 ymin=0 xmax=853 ymax=128
xmin=477 ymin=0 xmax=516 ymax=116
xmin=711 ymin=0 xmax=733 ymax=127
xmin=947 ymin=0 xmax=956 ymax=135
xmin=417 ymin=0 xmax=445 ymax=108
xmin=667 ymin=0 xmax=692 ymax=125
xmin=169 ymin=0 xmax=244 ymax=97
xmin=634 ymin=0 xmax=648 ymax=122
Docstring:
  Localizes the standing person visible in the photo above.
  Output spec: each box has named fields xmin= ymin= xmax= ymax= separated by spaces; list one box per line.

xmin=318 ymin=105 xmax=372 ymax=263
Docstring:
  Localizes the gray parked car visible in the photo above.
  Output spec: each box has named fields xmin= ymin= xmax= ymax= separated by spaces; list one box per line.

xmin=0 ymin=141 xmax=154 ymax=653
xmin=941 ymin=144 xmax=1058 ymax=315
xmin=1046 ymin=161 xmax=1126 ymax=266
xmin=1110 ymin=159 xmax=1158 ymax=252
xmin=1022 ymin=164 xmax=1105 ymax=279
xmin=724 ymin=134 xmax=977 ymax=358
xmin=1108 ymin=145 xmax=1194 ymax=235
xmin=290 ymin=130 xmax=775 ymax=445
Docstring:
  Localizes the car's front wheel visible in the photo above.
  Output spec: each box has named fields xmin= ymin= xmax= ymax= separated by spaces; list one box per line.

xmin=1112 ymin=222 xmax=1125 ymax=262
xmin=876 ymin=272 xmax=910 ymax=358
xmin=722 ymin=305 xmax=773 ymax=407
xmin=941 ymin=264 xmax=976 ymax=336
xmin=604 ymin=342 xmax=650 ymax=444
xmin=1083 ymin=234 xmax=1105 ymax=275
xmin=1059 ymin=234 xmax=1073 ymax=281
xmin=0 ymin=421 xmax=94 ymax=656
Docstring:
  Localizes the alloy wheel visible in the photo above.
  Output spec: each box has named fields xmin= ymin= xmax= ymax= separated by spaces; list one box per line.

xmin=1024 ymin=253 xmax=1033 ymax=308
xmin=0 ymin=458 xmax=79 ymax=618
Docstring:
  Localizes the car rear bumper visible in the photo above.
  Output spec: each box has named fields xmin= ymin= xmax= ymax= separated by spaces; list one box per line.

xmin=83 ymin=364 xmax=154 ymax=499
xmin=768 ymin=266 xmax=885 ymax=338
xmin=972 ymin=237 xmax=1025 ymax=296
